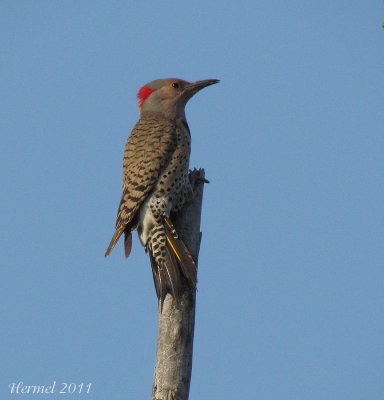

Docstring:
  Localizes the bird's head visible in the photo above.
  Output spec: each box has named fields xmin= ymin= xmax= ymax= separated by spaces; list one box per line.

xmin=137 ymin=78 xmax=219 ymax=118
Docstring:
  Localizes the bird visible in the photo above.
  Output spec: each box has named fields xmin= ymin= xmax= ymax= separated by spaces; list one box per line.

xmin=105 ymin=78 xmax=219 ymax=304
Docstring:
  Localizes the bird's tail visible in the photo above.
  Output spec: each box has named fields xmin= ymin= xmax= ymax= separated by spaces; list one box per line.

xmin=149 ymin=216 xmax=197 ymax=305
xmin=163 ymin=216 xmax=197 ymax=288
xmin=105 ymin=228 xmax=132 ymax=258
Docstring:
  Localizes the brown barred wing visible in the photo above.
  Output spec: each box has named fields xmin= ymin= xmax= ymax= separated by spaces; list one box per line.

xmin=105 ymin=115 xmax=177 ymax=257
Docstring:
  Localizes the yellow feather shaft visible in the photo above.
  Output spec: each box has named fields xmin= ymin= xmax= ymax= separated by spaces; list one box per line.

xmin=166 ymin=236 xmax=182 ymax=262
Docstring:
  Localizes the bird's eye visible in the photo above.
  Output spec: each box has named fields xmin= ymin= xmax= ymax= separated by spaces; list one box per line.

xmin=172 ymin=82 xmax=180 ymax=89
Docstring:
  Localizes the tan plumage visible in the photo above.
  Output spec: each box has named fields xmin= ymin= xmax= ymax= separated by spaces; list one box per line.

xmin=104 ymin=113 xmax=177 ymax=257
xmin=105 ymin=78 xmax=219 ymax=304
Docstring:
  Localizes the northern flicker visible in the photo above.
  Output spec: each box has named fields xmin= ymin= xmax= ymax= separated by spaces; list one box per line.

xmin=105 ymin=78 xmax=219 ymax=304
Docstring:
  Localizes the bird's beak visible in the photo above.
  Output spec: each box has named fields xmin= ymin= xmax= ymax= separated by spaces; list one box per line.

xmin=184 ymin=79 xmax=220 ymax=98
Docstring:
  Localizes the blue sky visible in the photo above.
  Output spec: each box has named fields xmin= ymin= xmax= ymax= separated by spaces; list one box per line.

xmin=1 ymin=1 xmax=383 ymax=399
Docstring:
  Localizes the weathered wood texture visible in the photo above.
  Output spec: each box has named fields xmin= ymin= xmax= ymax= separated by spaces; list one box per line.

xmin=151 ymin=169 xmax=206 ymax=400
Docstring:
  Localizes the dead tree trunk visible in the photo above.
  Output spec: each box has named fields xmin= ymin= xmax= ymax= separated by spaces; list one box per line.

xmin=151 ymin=169 xmax=206 ymax=400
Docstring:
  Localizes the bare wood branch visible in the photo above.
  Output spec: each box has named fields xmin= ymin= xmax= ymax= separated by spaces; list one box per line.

xmin=151 ymin=168 xmax=206 ymax=400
